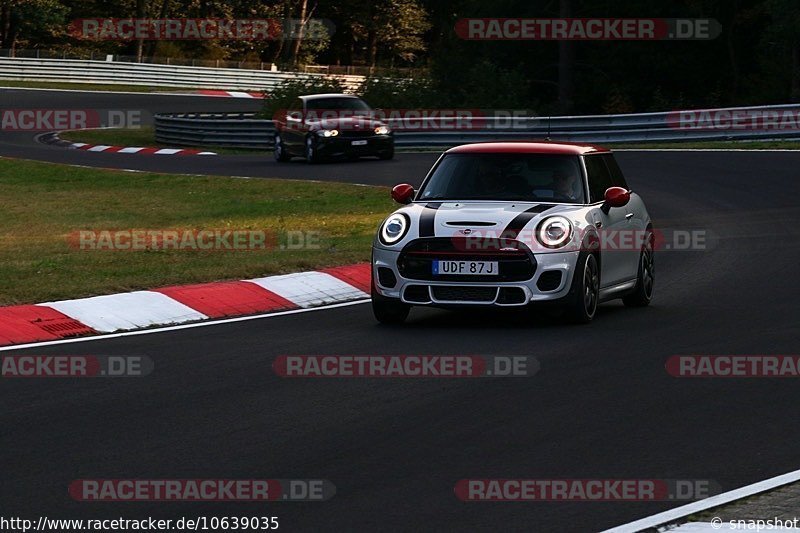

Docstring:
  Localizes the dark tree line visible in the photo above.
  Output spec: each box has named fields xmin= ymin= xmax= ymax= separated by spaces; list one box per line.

xmin=1 ymin=0 xmax=799 ymax=112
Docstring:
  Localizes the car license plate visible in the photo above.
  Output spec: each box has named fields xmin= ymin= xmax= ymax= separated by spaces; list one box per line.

xmin=351 ymin=140 xmax=368 ymax=146
xmin=432 ymin=260 xmax=498 ymax=276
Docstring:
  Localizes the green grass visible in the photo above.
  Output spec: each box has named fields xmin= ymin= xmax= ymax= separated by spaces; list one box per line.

xmin=0 ymin=81 xmax=196 ymax=92
xmin=60 ymin=127 xmax=159 ymax=148
xmin=59 ymin=128 xmax=258 ymax=155
xmin=0 ymin=158 xmax=392 ymax=305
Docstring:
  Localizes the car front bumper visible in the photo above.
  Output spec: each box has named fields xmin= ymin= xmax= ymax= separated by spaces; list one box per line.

xmin=372 ymin=246 xmax=580 ymax=307
xmin=315 ymin=134 xmax=393 ymax=157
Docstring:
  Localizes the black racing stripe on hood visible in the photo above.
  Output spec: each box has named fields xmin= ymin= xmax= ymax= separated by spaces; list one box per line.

xmin=419 ymin=202 xmax=443 ymax=237
xmin=502 ymin=204 xmax=556 ymax=238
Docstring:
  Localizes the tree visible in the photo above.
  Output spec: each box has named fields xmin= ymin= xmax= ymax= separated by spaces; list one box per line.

xmin=344 ymin=0 xmax=431 ymax=67
xmin=0 ymin=0 xmax=67 ymax=52
xmin=765 ymin=0 xmax=800 ymax=101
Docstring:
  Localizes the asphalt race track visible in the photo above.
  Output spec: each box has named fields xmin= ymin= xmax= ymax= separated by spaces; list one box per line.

xmin=2 ymin=88 xmax=800 ymax=531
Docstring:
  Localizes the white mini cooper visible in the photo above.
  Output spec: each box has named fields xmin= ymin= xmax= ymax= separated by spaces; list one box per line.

xmin=371 ymin=142 xmax=654 ymax=324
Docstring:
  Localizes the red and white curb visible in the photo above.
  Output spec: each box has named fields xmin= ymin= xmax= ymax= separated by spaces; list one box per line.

xmin=69 ymin=142 xmax=217 ymax=156
xmin=0 ymin=264 xmax=370 ymax=347
xmin=196 ymin=90 xmax=264 ymax=99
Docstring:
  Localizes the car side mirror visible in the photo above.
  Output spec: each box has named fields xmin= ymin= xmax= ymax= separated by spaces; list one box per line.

xmin=603 ymin=187 xmax=630 ymax=210
xmin=391 ymin=183 xmax=414 ymax=205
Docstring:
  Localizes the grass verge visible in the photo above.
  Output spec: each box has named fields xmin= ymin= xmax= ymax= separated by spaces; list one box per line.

xmin=0 ymin=158 xmax=391 ymax=305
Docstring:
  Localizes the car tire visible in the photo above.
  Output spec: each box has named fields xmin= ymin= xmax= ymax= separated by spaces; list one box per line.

xmin=378 ymin=147 xmax=394 ymax=160
xmin=371 ymin=287 xmax=410 ymax=324
xmin=565 ymin=252 xmax=600 ymax=324
xmin=623 ymin=230 xmax=655 ymax=307
xmin=305 ymin=136 xmax=321 ymax=164
xmin=273 ymin=134 xmax=290 ymax=162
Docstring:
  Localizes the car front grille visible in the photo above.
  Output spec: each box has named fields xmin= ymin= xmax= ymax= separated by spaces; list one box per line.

xmin=337 ymin=129 xmax=376 ymax=138
xmin=403 ymin=285 xmax=431 ymax=303
xmin=398 ymin=238 xmax=536 ymax=282
xmin=431 ymin=286 xmax=497 ymax=303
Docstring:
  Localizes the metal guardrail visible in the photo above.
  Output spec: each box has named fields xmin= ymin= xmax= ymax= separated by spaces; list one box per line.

xmin=1 ymin=48 xmax=425 ymax=77
xmin=155 ymin=113 xmax=275 ymax=149
xmin=154 ymin=105 xmax=800 ymax=150
xmin=0 ymin=57 xmax=365 ymax=91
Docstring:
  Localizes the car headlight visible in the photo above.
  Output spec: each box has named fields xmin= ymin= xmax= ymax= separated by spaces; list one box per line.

xmin=318 ymin=129 xmax=339 ymax=137
xmin=374 ymin=126 xmax=391 ymax=135
xmin=536 ymin=216 xmax=573 ymax=249
xmin=379 ymin=213 xmax=409 ymax=245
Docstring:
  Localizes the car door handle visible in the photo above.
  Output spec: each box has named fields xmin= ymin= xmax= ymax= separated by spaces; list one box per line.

xmin=625 ymin=213 xmax=634 ymax=220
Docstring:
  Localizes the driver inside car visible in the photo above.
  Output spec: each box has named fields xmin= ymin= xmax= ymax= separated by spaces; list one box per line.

xmin=552 ymin=168 xmax=580 ymax=202
xmin=476 ymin=161 xmax=507 ymax=196
xmin=475 ymin=161 xmax=530 ymax=198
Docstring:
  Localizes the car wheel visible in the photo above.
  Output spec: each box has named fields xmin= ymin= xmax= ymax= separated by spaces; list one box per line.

xmin=565 ymin=252 xmax=600 ymax=323
xmin=273 ymin=134 xmax=290 ymax=162
xmin=378 ymin=147 xmax=394 ymax=160
xmin=371 ymin=286 xmax=409 ymax=324
xmin=305 ymin=136 xmax=321 ymax=164
xmin=623 ymin=230 xmax=655 ymax=307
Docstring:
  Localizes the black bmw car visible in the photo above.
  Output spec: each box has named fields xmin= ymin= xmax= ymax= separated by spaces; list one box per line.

xmin=272 ymin=93 xmax=394 ymax=163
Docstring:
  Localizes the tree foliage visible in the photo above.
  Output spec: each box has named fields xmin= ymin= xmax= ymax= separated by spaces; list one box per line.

xmin=4 ymin=0 xmax=800 ymax=111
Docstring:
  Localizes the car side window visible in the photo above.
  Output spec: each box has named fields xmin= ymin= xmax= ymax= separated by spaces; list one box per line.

xmin=584 ymin=155 xmax=614 ymax=203
xmin=284 ymin=99 xmax=304 ymax=122
xmin=602 ymin=154 xmax=629 ymax=189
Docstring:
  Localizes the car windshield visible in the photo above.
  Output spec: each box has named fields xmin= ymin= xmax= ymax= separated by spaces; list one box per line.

xmin=305 ymin=97 xmax=372 ymax=113
xmin=417 ymin=153 xmax=587 ymax=203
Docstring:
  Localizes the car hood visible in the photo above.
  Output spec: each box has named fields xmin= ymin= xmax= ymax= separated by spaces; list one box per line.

xmin=399 ymin=201 xmax=574 ymax=241
xmin=309 ymin=116 xmax=386 ymax=131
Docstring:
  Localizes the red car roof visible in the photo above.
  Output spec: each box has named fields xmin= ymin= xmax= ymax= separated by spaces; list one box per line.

xmin=446 ymin=141 xmax=609 ymax=155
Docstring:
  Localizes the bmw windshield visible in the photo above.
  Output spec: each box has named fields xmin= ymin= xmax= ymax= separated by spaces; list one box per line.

xmin=305 ymin=97 xmax=372 ymax=113
xmin=416 ymin=153 xmax=587 ymax=204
